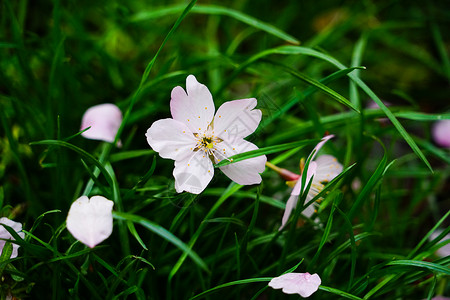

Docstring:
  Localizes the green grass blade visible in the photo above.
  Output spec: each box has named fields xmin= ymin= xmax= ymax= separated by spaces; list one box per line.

xmin=113 ymin=211 xmax=209 ymax=273
xmin=385 ymin=260 xmax=450 ymax=275
xmin=250 ymin=45 xmax=433 ymax=171
xmin=395 ymin=111 xmax=450 ymax=121
xmin=319 ymin=286 xmax=363 ymax=300
xmin=189 ymin=277 xmax=271 ymax=300
xmin=30 ymin=140 xmax=114 ymax=188
xmin=130 ymin=5 xmax=299 ymax=45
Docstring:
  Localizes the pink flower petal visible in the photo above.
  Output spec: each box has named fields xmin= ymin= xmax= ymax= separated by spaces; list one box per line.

xmin=269 ymin=272 xmax=321 ymax=297
xmin=313 ymin=154 xmax=343 ymax=183
xmin=213 ymin=98 xmax=261 ymax=142
xmin=309 ymin=135 xmax=334 ymax=162
xmin=279 ymin=162 xmax=317 ymax=230
xmin=170 ymin=75 xmax=215 ymax=134
xmin=432 ymin=120 xmax=450 ymax=148
xmin=217 ymin=139 xmax=266 ymax=185
xmin=80 ymin=103 xmax=123 ymax=144
xmin=66 ymin=196 xmax=114 ymax=248
xmin=173 ymin=150 xmax=214 ymax=194
xmin=429 ymin=229 xmax=450 ymax=258
xmin=146 ymin=118 xmax=197 ymax=161
xmin=0 ymin=217 xmax=25 ymax=259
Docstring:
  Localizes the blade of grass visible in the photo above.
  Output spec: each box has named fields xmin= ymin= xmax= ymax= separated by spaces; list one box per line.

xmin=113 ymin=211 xmax=209 ymax=273
xmin=130 ymin=4 xmax=299 ymax=45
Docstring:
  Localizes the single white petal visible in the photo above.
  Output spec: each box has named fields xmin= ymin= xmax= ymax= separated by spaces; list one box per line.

xmin=66 ymin=196 xmax=114 ymax=248
xmin=0 ymin=217 xmax=24 ymax=259
xmin=217 ymin=139 xmax=266 ymax=185
xmin=80 ymin=103 xmax=123 ymax=144
xmin=313 ymin=154 xmax=343 ymax=183
xmin=279 ymin=181 xmax=301 ymax=230
xmin=269 ymin=272 xmax=321 ymax=298
xmin=213 ymin=98 xmax=261 ymax=142
xmin=173 ymin=150 xmax=214 ymax=194
xmin=146 ymin=118 xmax=197 ymax=161
xmin=170 ymin=75 xmax=215 ymax=134
xmin=279 ymin=163 xmax=317 ymax=230
xmin=308 ymin=135 xmax=334 ymax=162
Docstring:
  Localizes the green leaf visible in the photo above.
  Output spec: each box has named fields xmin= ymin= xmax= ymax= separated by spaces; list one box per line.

xmin=319 ymin=285 xmax=363 ymax=300
xmin=130 ymin=5 xmax=299 ymax=45
xmin=247 ymin=45 xmax=433 ymax=172
xmin=113 ymin=211 xmax=209 ymax=273
xmin=284 ymin=67 xmax=360 ymax=113
xmin=30 ymin=140 xmax=115 ymax=189
xmin=385 ymin=260 xmax=450 ymax=275
xmin=395 ymin=111 xmax=450 ymax=121
xmin=189 ymin=277 xmax=271 ymax=300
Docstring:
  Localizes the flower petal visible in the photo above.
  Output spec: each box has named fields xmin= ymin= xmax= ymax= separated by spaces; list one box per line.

xmin=279 ymin=162 xmax=317 ymax=230
xmin=279 ymin=181 xmax=301 ymax=230
xmin=80 ymin=103 xmax=123 ymax=144
xmin=146 ymin=118 xmax=197 ymax=161
xmin=432 ymin=120 xmax=450 ymax=148
xmin=313 ymin=154 xmax=343 ymax=183
xmin=170 ymin=75 xmax=215 ymax=134
xmin=217 ymin=139 xmax=266 ymax=185
xmin=0 ymin=217 xmax=24 ymax=259
xmin=173 ymin=150 xmax=214 ymax=194
xmin=66 ymin=196 xmax=114 ymax=248
xmin=213 ymin=98 xmax=262 ymax=142
xmin=269 ymin=272 xmax=321 ymax=298
xmin=308 ymin=134 xmax=334 ymax=161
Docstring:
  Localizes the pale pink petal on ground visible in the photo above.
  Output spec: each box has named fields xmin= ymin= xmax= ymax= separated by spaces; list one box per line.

xmin=80 ymin=103 xmax=123 ymax=143
xmin=269 ymin=272 xmax=321 ymax=297
xmin=146 ymin=118 xmax=197 ymax=161
xmin=0 ymin=217 xmax=24 ymax=259
xmin=66 ymin=196 xmax=114 ymax=248
xmin=213 ymin=98 xmax=261 ymax=142
xmin=432 ymin=120 xmax=450 ymax=148
xmin=309 ymin=135 xmax=334 ymax=161
xmin=170 ymin=75 xmax=215 ymax=134
xmin=217 ymin=139 xmax=266 ymax=185
xmin=429 ymin=229 xmax=450 ymax=258
xmin=173 ymin=150 xmax=214 ymax=194
xmin=314 ymin=154 xmax=343 ymax=183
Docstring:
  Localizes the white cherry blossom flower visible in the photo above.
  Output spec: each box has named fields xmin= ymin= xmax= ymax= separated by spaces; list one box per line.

xmin=279 ymin=135 xmax=343 ymax=230
xmin=80 ymin=103 xmax=123 ymax=145
xmin=66 ymin=196 xmax=114 ymax=248
xmin=146 ymin=75 xmax=266 ymax=194
xmin=0 ymin=217 xmax=25 ymax=259
xmin=269 ymin=272 xmax=321 ymax=297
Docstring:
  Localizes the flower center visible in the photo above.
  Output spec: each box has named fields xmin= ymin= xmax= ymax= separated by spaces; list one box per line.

xmin=193 ymin=131 xmax=224 ymax=161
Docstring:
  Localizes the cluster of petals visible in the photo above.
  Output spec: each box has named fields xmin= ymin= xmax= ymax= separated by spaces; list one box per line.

xmin=432 ymin=119 xmax=450 ymax=148
xmin=66 ymin=196 xmax=114 ymax=248
xmin=279 ymin=135 xmax=343 ymax=230
xmin=80 ymin=103 xmax=123 ymax=145
xmin=268 ymin=272 xmax=321 ymax=297
xmin=146 ymin=75 xmax=266 ymax=194
xmin=0 ymin=217 xmax=25 ymax=259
